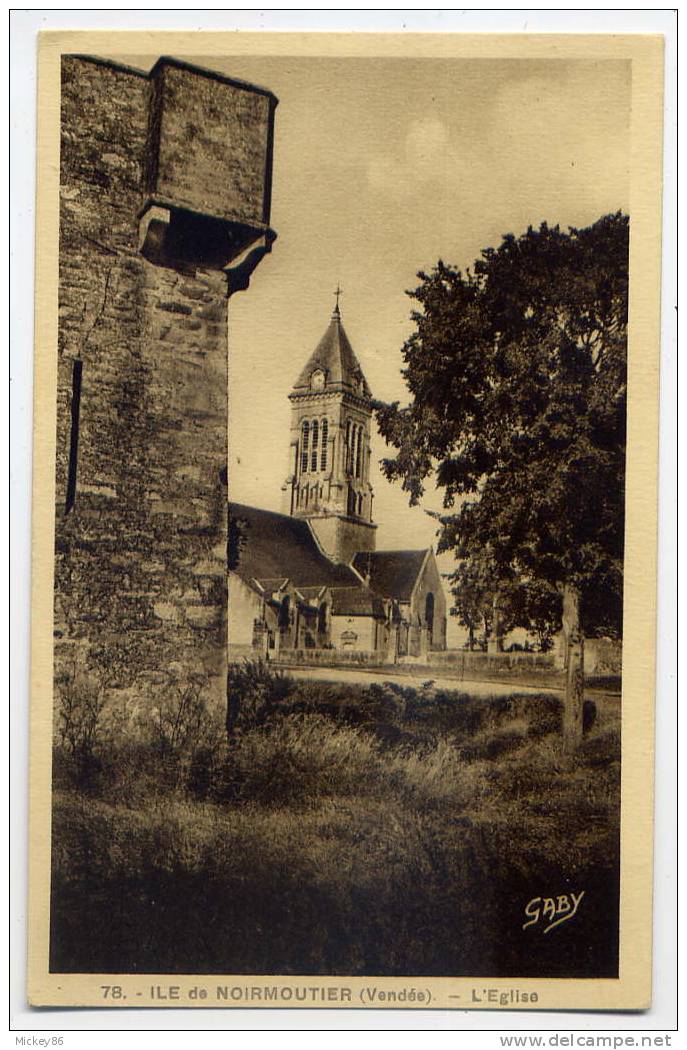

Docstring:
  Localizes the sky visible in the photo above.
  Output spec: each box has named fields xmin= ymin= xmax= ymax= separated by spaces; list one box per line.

xmin=124 ymin=54 xmax=631 ymax=563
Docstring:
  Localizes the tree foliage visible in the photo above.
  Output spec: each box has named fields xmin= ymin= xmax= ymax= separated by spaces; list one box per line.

xmin=448 ymin=554 xmax=497 ymax=649
xmin=450 ymin=554 xmax=560 ymax=651
xmin=376 ymin=213 xmax=628 ymax=638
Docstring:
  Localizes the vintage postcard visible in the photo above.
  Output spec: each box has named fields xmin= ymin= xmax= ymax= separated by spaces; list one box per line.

xmin=28 ymin=31 xmax=663 ymax=1010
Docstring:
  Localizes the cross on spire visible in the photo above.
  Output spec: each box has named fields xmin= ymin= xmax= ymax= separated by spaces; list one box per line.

xmin=333 ymin=283 xmax=343 ymax=315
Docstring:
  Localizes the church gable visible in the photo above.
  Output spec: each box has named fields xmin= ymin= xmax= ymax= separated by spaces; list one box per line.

xmin=406 ymin=549 xmax=447 ymax=653
xmin=352 ymin=549 xmax=429 ymax=601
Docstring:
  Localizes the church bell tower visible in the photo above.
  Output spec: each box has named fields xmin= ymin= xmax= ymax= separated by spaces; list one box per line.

xmin=282 ymin=297 xmax=377 ymax=564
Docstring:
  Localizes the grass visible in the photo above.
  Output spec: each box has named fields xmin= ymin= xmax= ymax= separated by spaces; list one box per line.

xmin=50 ymin=662 xmax=620 ymax=977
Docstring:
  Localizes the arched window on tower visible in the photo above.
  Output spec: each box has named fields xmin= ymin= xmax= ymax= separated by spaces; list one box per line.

xmin=311 ymin=419 xmax=319 ymax=472
xmin=320 ymin=419 xmax=328 ymax=471
xmin=301 ymin=421 xmax=309 ymax=474
xmin=355 ymin=426 xmax=363 ymax=478
xmin=345 ymin=420 xmax=352 ymax=474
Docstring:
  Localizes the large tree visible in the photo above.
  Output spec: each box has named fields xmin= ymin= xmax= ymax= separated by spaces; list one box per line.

xmin=376 ymin=213 xmax=628 ymax=749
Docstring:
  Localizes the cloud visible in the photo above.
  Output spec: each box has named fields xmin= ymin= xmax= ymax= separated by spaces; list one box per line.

xmin=405 ymin=117 xmax=450 ymax=175
xmin=366 ymin=117 xmax=455 ymax=201
xmin=365 ymin=66 xmax=629 ymax=232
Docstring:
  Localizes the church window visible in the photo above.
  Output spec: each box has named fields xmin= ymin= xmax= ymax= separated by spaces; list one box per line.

xmin=425 ymin=593 xmax=435 ymax=642
xmin=320 ymin=419 xmax=328 ymax=471
xmin=278 ymin=595 xmax=290 ymax=631
xmin=65 ymin=358 xmax=83 ymax=513
xmin=311 ymin=419 xmax=319 ymax=472
xmin=355 ymin=427 xmax=363 ymax=478
xmin=357 ymin=492 xmax=363 ymax=516
xmin=301 ymin=421 xmax=309 ymax=473
xmin=345 ymin=420 xmax=352 ymax=474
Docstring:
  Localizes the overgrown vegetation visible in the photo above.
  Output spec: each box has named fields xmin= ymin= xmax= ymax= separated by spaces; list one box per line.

xmin=51 ymin=661 xmax=620 ymax=977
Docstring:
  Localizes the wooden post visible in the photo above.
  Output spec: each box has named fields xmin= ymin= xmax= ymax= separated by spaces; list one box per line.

xmin=561 ymin=583 xmax=584 ymax=750
xmin=487 ymin=593 xmax=504 ymax=653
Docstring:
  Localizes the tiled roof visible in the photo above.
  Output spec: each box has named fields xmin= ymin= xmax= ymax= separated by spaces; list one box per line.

xmin=352 ymin=549 xmax=429 ymax=602
xmin=330 ymin=586 xmax=385 ymax=617
xmin=291 ymin=308 xmax=372 ymax=397
xmin=229 ymin=504 xmax=426 ymax=617
xmin=229 ymin=503 xmax=361 ymax=590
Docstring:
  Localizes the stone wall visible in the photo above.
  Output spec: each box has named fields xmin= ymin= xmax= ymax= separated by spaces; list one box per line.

xmin=426 ymin=650 xmax=555 ymax=672
xmin=54 ymin=56 xmax=276 ymax=724
xmin=272 ymin=648 xmax=389 ymax=668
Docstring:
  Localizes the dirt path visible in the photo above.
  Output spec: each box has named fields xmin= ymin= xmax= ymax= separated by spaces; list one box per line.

xmin=280 ymin=664 xmax=558 ymax=697
xmin=280 ymin=664 xmax=621 ymax=701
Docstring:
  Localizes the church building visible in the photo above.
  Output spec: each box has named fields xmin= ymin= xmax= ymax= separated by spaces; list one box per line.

xmin=228 ymin=302 xmax=447 ymax=662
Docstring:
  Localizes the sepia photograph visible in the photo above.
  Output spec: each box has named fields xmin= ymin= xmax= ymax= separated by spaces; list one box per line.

xmin=26 ymin=30 xmax=664 ymax=1010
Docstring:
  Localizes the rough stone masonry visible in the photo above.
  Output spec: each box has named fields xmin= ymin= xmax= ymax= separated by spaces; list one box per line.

xmin=54 ymin=56 xmax=277 ymax=721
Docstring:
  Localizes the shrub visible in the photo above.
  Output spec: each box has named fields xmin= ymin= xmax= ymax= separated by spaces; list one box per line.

xmin=55 ymin=668 xmax=107 ymax=790
xmin=216 ymin=712 xmax=495 ymax=813
xmin=222 ymin=713 xmax=383 ymax=805
xmin=226 ymin=659 xmax=293 ymax=734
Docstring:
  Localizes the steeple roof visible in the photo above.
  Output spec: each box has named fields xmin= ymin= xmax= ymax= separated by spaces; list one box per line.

xmin=292 ymin=305 xmax=372 ymax=398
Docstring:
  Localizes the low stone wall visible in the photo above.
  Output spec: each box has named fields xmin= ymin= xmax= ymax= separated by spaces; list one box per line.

xmin=273 ymin=648 xmax=388 ymax=668
xmin=427 ymin=650 xmax=555 ymax=673
xmin=270 ymin=648 xmax=557 ymax=676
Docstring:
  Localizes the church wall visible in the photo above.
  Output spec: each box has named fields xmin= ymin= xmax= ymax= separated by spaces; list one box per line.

xmin=54 ymin=56 xmax=274 ymax=722
xmin=228 ymin=573 xmax=263 ymax=649
xmin=330 ymin=614 xmax=378 ymax=652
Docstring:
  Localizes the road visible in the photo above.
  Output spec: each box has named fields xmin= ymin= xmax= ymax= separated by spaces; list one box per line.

xmin=280 ymin=664 xmax=559 ymax=697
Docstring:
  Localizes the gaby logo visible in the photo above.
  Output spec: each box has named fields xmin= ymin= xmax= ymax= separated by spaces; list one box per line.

xmin=522 ymin=891 xmax=585 ymax=934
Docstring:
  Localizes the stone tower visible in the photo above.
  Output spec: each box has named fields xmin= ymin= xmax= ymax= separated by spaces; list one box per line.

xmin=281 ymin=301 xmax=377 ymax=564
xmin=54 ymin=55 xmax=276 ymax=719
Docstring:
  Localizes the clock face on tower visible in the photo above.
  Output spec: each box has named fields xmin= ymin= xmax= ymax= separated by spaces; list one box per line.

xmin=311 ymin=369 xmax=325 ymax=391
